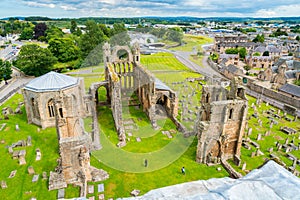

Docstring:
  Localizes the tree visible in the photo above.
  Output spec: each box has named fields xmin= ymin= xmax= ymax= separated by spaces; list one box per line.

xmin=239 ymin=47 xmax=247 ymax=59
xmin=48 ymin=37 xmax=79 ymax=62
xmin=34 ymin=23 xmax=47 ymax=40
xmin=78 ymin=20 xmax=106 ymax=66
xmin=0 ymin=60 xmax=12 ymax=83
xmin=46 ymin=26 xmax=64 ymax=42
xmin=19 ymin=27 xmax=34 ymax=40
xmin=253 ymin=52 xmax=261 ymax=56
xmin=70 ymin=20 xmax=77 ymax=34
xmin=252 ymin=34 xmax=264 ymax=43
xmin=225 ymin=48 xmax=239 ymax=54
xmin=15 ymin=44 xmax=57 ymax=76
xmin=263 ymin=51 xmax=269 ymax=56
xmin=296 ymin=36 xmax=300 ymax=41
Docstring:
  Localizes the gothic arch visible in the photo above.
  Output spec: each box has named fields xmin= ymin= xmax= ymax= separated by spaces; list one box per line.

xmin=111 ymin=46 xmax=133 ymax=63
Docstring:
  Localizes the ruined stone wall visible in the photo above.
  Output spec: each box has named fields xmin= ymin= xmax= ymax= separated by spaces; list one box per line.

xmin=248 ymin=81 xmax=300 ymax=109
xmin=196 ymin=81 xmax=248 ymax=165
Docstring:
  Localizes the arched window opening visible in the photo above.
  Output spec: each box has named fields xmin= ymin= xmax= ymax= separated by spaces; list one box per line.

xmin=229 ymin=108 xmax=234 ymax=120
xmin=48 ymin=99 xmax=55 ymax=118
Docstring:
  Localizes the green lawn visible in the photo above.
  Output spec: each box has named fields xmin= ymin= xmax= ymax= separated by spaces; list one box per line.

xmin=0 ymin=94 xmax=80 ymax=199
xmin=229 ymin=95 xmax=300 ymax=174
xmin=169 ymin=34 xmax=213 ymax=52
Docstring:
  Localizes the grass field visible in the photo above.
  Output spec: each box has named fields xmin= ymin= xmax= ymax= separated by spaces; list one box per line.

xmin=169 ymin=34 xmax=213 ymax=52
xmin=0 ymin=94 xmax=80 ymax=199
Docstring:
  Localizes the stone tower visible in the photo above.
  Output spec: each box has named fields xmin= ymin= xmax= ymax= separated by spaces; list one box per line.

xmin=48 ymin=94 xmax=108 ymax=197
xmin=195 ymin=78 xmax=248 ymax=165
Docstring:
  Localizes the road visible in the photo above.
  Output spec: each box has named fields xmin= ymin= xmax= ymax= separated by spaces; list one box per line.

xmin=0 ymin=77 xmax=33 ymax=106
xmin=169 ymin=46 xmax=300 ymax=117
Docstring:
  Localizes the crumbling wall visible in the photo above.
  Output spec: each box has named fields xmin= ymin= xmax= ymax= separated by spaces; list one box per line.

xmin=196 ymin=79 xmax=248 ymax=165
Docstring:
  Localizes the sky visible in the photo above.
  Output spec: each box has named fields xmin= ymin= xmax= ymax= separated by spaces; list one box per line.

xmin=0 ymin=0 xmax=300 ymax=18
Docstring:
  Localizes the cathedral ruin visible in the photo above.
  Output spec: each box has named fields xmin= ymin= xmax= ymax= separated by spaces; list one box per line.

xmin=195 ymin=78 xmax=248 ymax=165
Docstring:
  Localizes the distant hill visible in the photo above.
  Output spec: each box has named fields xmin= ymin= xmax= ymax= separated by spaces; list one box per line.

xmin=1 ymin=16 xmax=300 ymax=23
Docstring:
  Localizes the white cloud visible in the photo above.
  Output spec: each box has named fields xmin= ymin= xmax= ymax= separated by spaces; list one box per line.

xmin=60 ymin=5 xmax=77 ymax=11
xmin=25 ymin=1 xmax=56 ymax=8
xmin=255 ymin=4 xmax=300 ymax=17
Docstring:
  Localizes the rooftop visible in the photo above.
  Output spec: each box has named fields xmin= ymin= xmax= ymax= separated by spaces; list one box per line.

xmin=24 ymin=71 xmax=78 ymax=92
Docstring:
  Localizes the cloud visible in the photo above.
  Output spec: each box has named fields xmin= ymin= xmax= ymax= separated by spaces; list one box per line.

xmin=24 ymin=1 xmax=56 ymax=8
xmin=7 ymin=0 xmax=300 ymax=17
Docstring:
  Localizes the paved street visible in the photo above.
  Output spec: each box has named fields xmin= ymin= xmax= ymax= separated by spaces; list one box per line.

xmin=0 ymin=77 xmax=33 ymax=105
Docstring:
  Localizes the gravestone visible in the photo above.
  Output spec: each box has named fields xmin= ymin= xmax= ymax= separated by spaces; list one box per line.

xmin=32 ymin=174 xmax=39 ymax=182
xmin=269 ymin=122 xmax=273 ymax=129
xmin=278 ymin=144 xmax=282 ymax=150
xmin=98 ymin=184 xmax=104 ymax=193
xmin=257 ymin=134 xmax=262 ymax=141
xmin=8 ymin=146 xmax=13 ymax=154
xmin=136 ymin=137 xmax=141 ymax=142
xmin=247 ymin=128 xmax=252 ymax=136
xmin=12 ymin=150 xmax=19 ymax=159
xmin=19 ymin=156 xmax=26 ymax=165
xmin=88 ymin=185 xmax=94 ymax=194
xmin=258 ymin=120 xmax=262 ymax=127
xmin=36 ymin=148 xmax=41 ymax=161
xmin=130 ymin=189 xmax=140 ymax=197
xmin=58 ymin=189 xmax=65 ymax=199
xmin=98 ymin=194 xmax=105 ymax=200
xmin=27 ymin=136 xmax=32 ymax=146
xmin=256 ymin=149 xmax=264 ymax=156
xmin=28 ymin=166 xmax=35 ymax=175
xmin=89 ymin=197 xmax=95 ymax=200
xmin=0 ymin=123 xmax=6 ymax=131
xmin=127 ymin=132 xmax=132 ymax=137
xmin=285 ymin=138 xmax=289 ymax=145
xmin=268 ymin=147 xmax=273 ymax=153
xmin=1 ymin=180 xmax=7 ymax=189
xmin=42 ymin=172 xmax=47 ymax=180
xmin=242 ymin=162 xmax=247 ymax=171
xmin=15 ymin=124 xmax=20 ymax=131
xmin=8 ymin=170 xmax=17 ymax=178
xmin=251 ymin=152 xmax=256 ymax=158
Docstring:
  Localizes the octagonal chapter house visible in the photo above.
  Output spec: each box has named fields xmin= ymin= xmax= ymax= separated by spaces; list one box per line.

xmin=22 ymin=71 xmax=91 ymax=129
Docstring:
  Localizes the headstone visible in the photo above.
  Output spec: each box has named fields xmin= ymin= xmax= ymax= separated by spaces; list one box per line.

xmin=251 ymin=152 xmax=256 ymax=158
xmin=130 ymin=189 xmax=140 ymax=197
xmin=42 ymin=172 xmax=47 ymax=180
xmin=136 ymin=137 xmax=141 ymax=142
xmin=285 ymin=147 xmax=291 ymax=153
xmin=32 ymin=174 xmax=39 ymax=182
xmin=15 ymin=124 xmax=20 ymax=131
xmin=277 ymin=110 xmax=280 ymax=115
xmin=27 ymin=136 xmax=32 ymax=146
xmin=8 ymin=146 xmax=13 ymax=154
xmin=1 ymin=180 xmax=7 ymax=189
xmin=0 ymin=139 xmax=5 ymax=144
xmin=58 ymin=189 xmax=65 ymax=199
xmin=8 ymin=170 xmax=17 ymax=178
xmin=247 ymin=128 xmax=252 ymax=136
xmin=257 ymin=134 xmax=262 ymax=141
xmin=268 ymin=147 xmax=273 ymax=153
xmin=12 ymin=150 xmax=19 ymax=159
xmin=88 ymin=185 xmax=94 ymax=194
xmin=256 ymin=149 xmax=264 ymax=156
xmin=266 ymin=102 xmax=269 ymax=106
xmin=0 ymin=123 xmax=6 ymax=131
xmin=217 ymin=167 xmax=221 ymax=171
xmin=98 ymin=194 xmax=105 ymax=200
xmin=269 ymin=122 xmax=273 ymax=129
xmin=98 ymin=184 xmax=104 ymax=193
xmin=28 ymin=166 xmax=35 ymax=175
xmin=242 ymin=162 xmax=247 ymax=171
xmin=127 ymin=132 xmax=132 ymax=137
xmin=89 ymin=197 xmax=95 ymax=200
xmin=37 ymin=128 xmax=40 ymax=132
xmin=36 ymin=148 xmax=41 ymax=161
xmin=258 ymin=120 xmax=262 ymax=127
xmin=278 ymin=144 xmax=282 ymax=151
xmin=285 ymin=138 xmax=289 ymax=145
xmin=19 ymin=156 xmax=26 ymax=165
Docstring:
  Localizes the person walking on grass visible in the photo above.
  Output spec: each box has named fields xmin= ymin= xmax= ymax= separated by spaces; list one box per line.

xmin=181 ymin=167 xmax=185 ymax=175
xmin=144 ymin=159 xmax=148 ymax=167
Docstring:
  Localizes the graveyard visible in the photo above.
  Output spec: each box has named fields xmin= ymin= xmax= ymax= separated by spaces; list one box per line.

xmin=0 ymin=39 xmax=300 ymax=199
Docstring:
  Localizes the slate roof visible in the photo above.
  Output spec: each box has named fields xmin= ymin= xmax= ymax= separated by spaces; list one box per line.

xmin=24 ymin=71 xmax=78 ymax=92
xmin=155 ymin=78 xmax=171 ymax=91
xmin=279 ymin=83 xmax=300 ymax=98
